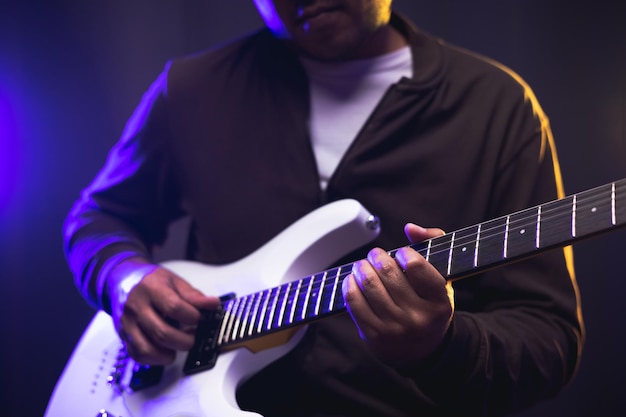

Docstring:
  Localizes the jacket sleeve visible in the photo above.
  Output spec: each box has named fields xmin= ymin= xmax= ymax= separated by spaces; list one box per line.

xmin=406 ymin=83 xmax=584 ymax=416
xmin=63 ymin=63 xmax=182 ymax=314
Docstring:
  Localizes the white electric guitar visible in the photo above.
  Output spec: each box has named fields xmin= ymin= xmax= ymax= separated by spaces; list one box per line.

xmin=45 ymin=179 xmax=626 ymax=417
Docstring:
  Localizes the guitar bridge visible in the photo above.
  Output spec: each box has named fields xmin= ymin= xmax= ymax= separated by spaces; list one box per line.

xmin=107 ymin=345 xmax=164 ymax=393
xmin=128 ymin=363 xmax=164 ymax=391
xmin=183 ymin=293 xmax=234 ymax=375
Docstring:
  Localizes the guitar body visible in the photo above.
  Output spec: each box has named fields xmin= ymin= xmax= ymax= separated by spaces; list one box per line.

xmin=45 ymin=178 xmax=626 ymax=416
xmin=45 ymin=199 xmax=380 ymax=417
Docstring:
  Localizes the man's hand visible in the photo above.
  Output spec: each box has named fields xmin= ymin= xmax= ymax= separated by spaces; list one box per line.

xmin=341 ymin=224 xmax=454 ymax=368
xmin=107 ymin=258 xmax=220 ymax=365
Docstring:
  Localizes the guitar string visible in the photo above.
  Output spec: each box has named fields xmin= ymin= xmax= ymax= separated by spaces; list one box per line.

xmin=225 ymin=182 xmax=622 ymax=327
xmin=223 ymin=181 xmax=623 ymax=338
xmin=291 ymin=181 xmax=621 ymax=297
xmin=401 ymin=181 xmax=621 ymax=260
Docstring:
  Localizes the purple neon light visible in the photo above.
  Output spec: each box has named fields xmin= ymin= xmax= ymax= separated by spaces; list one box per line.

xmin=252 ymin=0 xmax=289 ymax=38
xmin=0 ymin=89 xmax=20 ymax=211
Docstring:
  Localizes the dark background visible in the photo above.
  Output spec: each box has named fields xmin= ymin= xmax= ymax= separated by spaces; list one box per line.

xmin=1 ymin=1 xmax=624 ymax=416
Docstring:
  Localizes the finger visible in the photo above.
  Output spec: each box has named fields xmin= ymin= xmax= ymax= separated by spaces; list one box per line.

xmin=350 ymin=249 xmax=413 ymax=315
xmin=119 ymin=316 xmax=177 ymax=365
xmin=369 ymin=247 xmax=431 ymax=309
xmin=341 ymin=272 xmax=381 ymax=336
xmin=404 ymin=223 xmax=445 ymax=244
xmin=353 ymin=255 xmax=392 ymax=304
xmin=394 ymin=246 xmax=449 ymax=301
xmin=174 ymin=278 xmax=221 ymax=312
xmin=148 ymin=280 xmax=210 ymax=326
xmin=136 ymin=306 xmax=197 ymax=352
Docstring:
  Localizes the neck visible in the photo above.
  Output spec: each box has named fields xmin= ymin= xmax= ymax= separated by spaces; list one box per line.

xmin=351 ymin=24 xmax=408 ymax=60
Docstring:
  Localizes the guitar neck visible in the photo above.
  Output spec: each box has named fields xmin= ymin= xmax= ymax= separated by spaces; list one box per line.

xmin=217 ymin=178 xmax=626 ymax=348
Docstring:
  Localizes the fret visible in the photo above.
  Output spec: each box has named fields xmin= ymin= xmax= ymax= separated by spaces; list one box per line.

xmin=410 ymin=240 xmax=429 ymax=261
xmin=612 ymin=182 xmax=617 ymax=225
xmin=446 ymin=232 xmax=455 ymax=276
xmin=226 ymin=297 xmax=242 ymax=343
xmin=572 ymin=195 xmax=577 ymax=237
xmin=287 ymin=279 xmax=303 ymax=325
xmin=247 ymin=289 xmax=265 ymax=336
xmin=539 ymin=196 xmax=575 ymax=248
xmin=272 ymin=283 xmax=293 ymax=330
xmin=504 ymin=215 xmax=510 ymax=258
xmin=217 ymin=299 xmax=235 ymax=345
xmin=536 ymin=206 xmax=541 ymax=248
xmin=256 ymin=287 xmax=272 ymax=334
xmin=221 ymin=297 xmax=240 ymax=343
xmin=305 ymin=274 xmax=320 ymax=320
xmin=238 ymin=294 xmax=255 ymax=339
xmin=292 ymin=276 xmax=313 ymax=322
xmin=474 ymin=224 xmax=481 ymax=268
xmin=230 ymin=295 xmax=247 ymax=342
xmin=276 ymin=282 xmax=292 ymax=328
xmin=303 ymin=274 xmax=316 ymax=320
xmin=613 ymin=180 xmax=626 ymax=226
xmin=507 ymin=207 xmax=539 ymax=258
xmin=331 ymin=266 xmax=348 ymax=311
xmin=326 ymin=267 xmax=342 ymax=313
xmin=246 ymin=294 xmax=262 ymax=338
xmin=427 ymin=233 xmax=453 ymax=276
xmin=476 ymin=216 xmax=507 ymax=267
xmin=265 ymin=285 xmax=281 ymax=331
xmin=301 ymin=272 xmax=324 ymax=319
xmin=313 ymin=271 xmax=327 ymax=316
xmin=449 ymin=225 xmax=480 ymax=277
xmin=577 ymin=183 xmax=615 ymax=237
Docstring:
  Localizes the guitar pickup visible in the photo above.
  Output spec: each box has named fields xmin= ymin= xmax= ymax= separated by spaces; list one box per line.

xmin=183 ymin=293 xmax=234 ymax=375
xmin=128 ymin=363 xmax=164 ymax=391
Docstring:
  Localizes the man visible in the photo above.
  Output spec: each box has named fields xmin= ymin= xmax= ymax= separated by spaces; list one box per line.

xmin=64 ymin=1 xmax=584 ymax=416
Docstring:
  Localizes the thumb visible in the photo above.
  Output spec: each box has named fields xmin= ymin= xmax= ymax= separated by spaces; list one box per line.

xmin=175 ymin=279 xmax=221 ymax=310
xmin=404 ymin=223 xmax=445 ymax=244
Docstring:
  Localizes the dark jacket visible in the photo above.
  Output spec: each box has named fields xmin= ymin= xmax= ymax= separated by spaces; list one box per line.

xmin=64 ymin=12 xmax=583 ymax=417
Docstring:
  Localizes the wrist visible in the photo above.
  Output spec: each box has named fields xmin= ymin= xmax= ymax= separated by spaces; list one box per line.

xmin=103 ymin=256 xmax=157 ymax=314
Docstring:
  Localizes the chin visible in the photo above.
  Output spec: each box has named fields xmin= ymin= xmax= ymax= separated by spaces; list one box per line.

xmin=294 ymin=33 xmax=366 ymax=61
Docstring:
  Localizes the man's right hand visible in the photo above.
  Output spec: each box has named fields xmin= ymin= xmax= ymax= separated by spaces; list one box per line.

xmin=107 ymin=258 xmax=220 ymax=365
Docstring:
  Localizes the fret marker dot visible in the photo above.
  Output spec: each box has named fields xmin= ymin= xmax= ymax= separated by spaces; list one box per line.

xmin=520 ymin=229 xmax=525 ymax=234
xmin=462 ymin=247 xmax=467 ymax=252
xmin=591 ymin=207 xmax=597 ymax=213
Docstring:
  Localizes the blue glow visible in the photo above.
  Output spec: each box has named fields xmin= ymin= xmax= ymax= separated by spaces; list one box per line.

xmin=0 ymin=88 xmax=20 ymax=211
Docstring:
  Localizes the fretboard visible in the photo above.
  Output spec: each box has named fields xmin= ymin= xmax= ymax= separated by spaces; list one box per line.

xmin=217 ymin=178 xmax=626 ymax=348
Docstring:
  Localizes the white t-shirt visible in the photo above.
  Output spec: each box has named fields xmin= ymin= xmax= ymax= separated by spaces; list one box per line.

xmin=299 ymin=46 xmax=412 ymax=189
